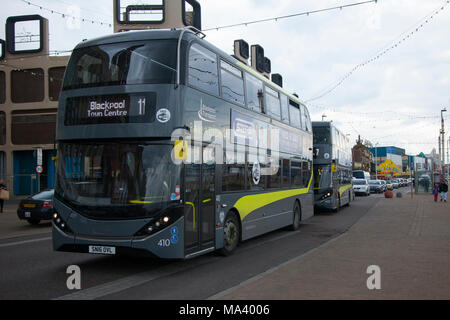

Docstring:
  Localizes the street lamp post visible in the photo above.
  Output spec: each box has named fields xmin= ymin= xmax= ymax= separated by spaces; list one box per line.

xmin=375 ymin=143 xmax=378 ymax=180
xmin=441 ymin=108 xmax=446 ymax=177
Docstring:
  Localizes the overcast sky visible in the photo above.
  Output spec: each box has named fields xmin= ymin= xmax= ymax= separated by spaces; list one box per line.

xmin=1 ymin=0 xmax=450 ymax=157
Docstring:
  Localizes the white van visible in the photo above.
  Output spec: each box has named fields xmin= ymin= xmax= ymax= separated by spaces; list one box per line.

xmin=353 ymin=178 xmax=370 ymax=196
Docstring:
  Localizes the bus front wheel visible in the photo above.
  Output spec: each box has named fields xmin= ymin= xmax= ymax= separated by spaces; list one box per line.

xmin=220 ymin=212 xmax=240 ymax=256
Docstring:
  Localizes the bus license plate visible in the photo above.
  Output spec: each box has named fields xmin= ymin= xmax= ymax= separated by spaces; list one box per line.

xmin=88 ymin=245 xmax=116 ymax=255
xmin=25 ymin=212 xmax=31 ymax=218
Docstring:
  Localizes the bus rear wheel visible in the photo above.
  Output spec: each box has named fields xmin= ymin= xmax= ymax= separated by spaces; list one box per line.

xmin=345 ymin=191 xmax=351 ymax=207
xmin=287 ymin=201 xmax=301 ymax=231
xmin=220 ymin=212 xmax=240 ymax=256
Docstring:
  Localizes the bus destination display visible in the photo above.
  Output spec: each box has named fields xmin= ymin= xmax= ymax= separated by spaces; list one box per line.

xmin=64 ymin=93 xmax=155 ymax=125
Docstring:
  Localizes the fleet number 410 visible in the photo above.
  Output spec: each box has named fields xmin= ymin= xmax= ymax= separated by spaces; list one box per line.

xmin=158 ymin=239 xmax=171 ymax=247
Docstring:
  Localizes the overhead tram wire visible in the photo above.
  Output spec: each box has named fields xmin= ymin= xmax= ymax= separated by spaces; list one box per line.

xmin=202 ymin=0 xmax=378 ymax=32
xmin=305 ymin=0 xmax=450 ymax=103
xmin=19 ymin=0 xmax=112 ymax=27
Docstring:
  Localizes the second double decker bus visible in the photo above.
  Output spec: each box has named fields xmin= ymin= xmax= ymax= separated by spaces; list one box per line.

xmin=52 ymin=28 xmax=314 ymax=259
xmin=312 ymin=121 xmax=353 ymax=212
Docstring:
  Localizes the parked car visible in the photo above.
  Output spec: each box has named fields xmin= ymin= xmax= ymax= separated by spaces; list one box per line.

xmin=17 ymin=189 xmax=55 ymax=225
xmin=385 ymin=180 xmax=394 ymax=190
xmin=369 ymin=180 xmax=384 ymax=193
xmin=379 ymin=180 xmax=387 ymax=191
xmin=390 ymin=179 xmax=399 ymax=189
xmin=353 ymin=179 xmax=370 ymax=196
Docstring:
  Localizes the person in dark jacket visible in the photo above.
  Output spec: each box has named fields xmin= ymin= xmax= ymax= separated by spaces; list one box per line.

xmin=438 ymin=180 xmax=448 ymax=202
xmin=0 ymin=180 xmax=7 ymax=213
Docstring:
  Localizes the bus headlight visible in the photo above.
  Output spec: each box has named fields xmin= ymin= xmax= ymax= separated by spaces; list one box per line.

xmin=53 ymin=213 xmax=73 ymax=234
xmin=321 ymin=192 xmax=332 ymax=200
xmin=134 ymin=207 xmax=183 ymax=237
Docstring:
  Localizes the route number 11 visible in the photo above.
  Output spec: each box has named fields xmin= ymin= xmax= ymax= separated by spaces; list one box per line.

xmin=138 ymin=98 xmax=146 ymax=115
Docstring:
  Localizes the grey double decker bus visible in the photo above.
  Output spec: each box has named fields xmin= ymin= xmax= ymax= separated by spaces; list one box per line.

xmin=312 ymin=122 xmax=353 ymax=212
xmin=53 ymin=28 xmax=314 ymax=259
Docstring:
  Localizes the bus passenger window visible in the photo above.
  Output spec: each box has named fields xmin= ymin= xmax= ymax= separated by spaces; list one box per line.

xmin=266 ymin=159 xmax=281 ymax=189
xmin=222 ymin=165 xmax=245 ymax=192
xmin=188 ymin=44 xmax=219 ymax=96
xmin=220 ymin=60 xmax=244 ymax=105
xmin=280 ymin=94 xmax=289 ymax=124
xmin=289 ymin=100 xmax=301 ymax=128
xmin=303 ymin=105 xmax=312 ymax=132
xmin=282 ymin=159 xmax=290 ymax=187
xmin=265 ymin=86 xmax=281 ymax=121
xmin=245 ymin=73 xmax=264 ymax=113
xmin=302 ymin=161 xmax=311 ymax=187
xmin=246 ymin=162 xmax=265 ymax=191
xmin=290 ymin=161 xmax=302 ymax=187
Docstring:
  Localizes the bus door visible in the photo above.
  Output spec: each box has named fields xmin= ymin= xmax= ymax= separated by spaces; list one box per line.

xmin=184 ymin=156 xmax=215 ymax=255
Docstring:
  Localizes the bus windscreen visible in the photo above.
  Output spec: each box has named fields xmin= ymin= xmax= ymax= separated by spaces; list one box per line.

xmin=313 ymin=126 xmax=330 ymax=144
xmin=55 ymin=141 xmax=181 ymax=220
xmin=314 ymin=165 xmax=331 ymax=189
xmin=62 ymin=40 xmax=177 ymax=90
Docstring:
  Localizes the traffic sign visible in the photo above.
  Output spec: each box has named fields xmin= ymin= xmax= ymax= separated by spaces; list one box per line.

xmin=36 ymin=148 xmax=43 ymax=166
xmin=36 ymin=165 xmax=43 ymax=174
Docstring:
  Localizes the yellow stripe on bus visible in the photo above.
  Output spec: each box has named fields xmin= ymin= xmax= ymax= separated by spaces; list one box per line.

xmin=233 ymin=175 xmax=312 ymax=221
xmin=338 ymin=184 xmax=353 ymax=196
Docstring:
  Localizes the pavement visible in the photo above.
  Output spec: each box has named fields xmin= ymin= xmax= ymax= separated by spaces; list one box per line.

xmin=213 ymin=193 xmax=450 ymax=299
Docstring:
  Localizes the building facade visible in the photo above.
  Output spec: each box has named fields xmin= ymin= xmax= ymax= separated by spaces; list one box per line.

xmin=369 ymin=146 xmax=406 ymax=178
xmin=0 ymin=15 xmax=69 ymax=196
xmin=352 ymin=136 xmax=373 ymax=172
xmin=1 ymin=2 xmax=201 ymax=197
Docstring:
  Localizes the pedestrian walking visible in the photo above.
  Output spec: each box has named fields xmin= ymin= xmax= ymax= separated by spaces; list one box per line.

xmin=439 ymin=180 xmax=448 ymax=202
xmin=433 ymin=183 xmax=439 ymax=202
xmin=0 ymin=179 xmax=8 ymax=213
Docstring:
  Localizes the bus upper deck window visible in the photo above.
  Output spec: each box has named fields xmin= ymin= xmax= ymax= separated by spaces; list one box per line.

xmin=288 ymin=100 xmax=301 ymax=128
xmin=220 ymin=60 xmax=244 ymax=105
xmin=265 ymin=86 xmax=281 ymax=121
xmin=188 ymin=44 xmax=219 ymax=96
xmin=245 ymin=73 xmax=264 ymax=113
